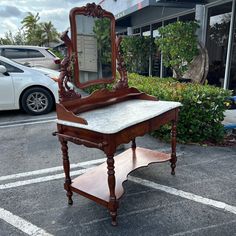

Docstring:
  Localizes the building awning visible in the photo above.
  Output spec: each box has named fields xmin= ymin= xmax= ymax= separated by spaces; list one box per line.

xmin=115 ymin=0 xmax=205 ymax=20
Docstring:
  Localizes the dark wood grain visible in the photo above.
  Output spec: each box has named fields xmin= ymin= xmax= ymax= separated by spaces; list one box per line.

xmin=54 ymin=3 xmax=180 ymax=226
xmin=71 ymin=148 xmax=171 ymax=203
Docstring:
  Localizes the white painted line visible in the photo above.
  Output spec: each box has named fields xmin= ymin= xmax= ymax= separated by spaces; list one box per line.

xmin=170 ymin=220 xmax=236 ymax=236
xmin=129 ymin=176 xmax=236 ymax=215
xmin=0 ymin=116 xmax=56 ymax=126
xmin=0 ymin=120 xmax=56 ymax=129
xmin=0 ymin=207 xmax=53 ymax=236
xmin=0 ymin=168 xmax=93 ymax=190
xmin=0 ymin=158 xmax=105 ymax=182
xmin=1 ymin=160 xmax=236 ymax=217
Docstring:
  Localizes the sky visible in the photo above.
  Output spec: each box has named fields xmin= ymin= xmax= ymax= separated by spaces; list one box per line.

xmin=0 ymin=0 xmax=101 ymax=38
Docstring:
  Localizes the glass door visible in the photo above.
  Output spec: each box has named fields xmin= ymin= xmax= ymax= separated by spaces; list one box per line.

xmin=228 ymin=2 xmax=236 ymax=95
xmin=206 ymin=2 xmax=232 ymax=87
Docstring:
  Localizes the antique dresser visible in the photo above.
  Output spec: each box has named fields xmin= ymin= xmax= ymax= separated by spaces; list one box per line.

xmin=54 ymin=3 xmax=182 ymax=226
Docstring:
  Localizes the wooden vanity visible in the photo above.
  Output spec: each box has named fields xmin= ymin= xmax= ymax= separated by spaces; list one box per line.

xmin=54 ymin=3 xmax=181 ymax=226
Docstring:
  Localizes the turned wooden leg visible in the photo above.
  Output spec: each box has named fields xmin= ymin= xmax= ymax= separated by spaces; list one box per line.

xmin=60 ymin=138 xmax=73 ymax=205
xmin=131 ymin=139 xmax=136 ymax=150
xmin=107 ymin=153 xmax=118 ymax=226
xmin=170 ymin=120 xmax=177 ymax=175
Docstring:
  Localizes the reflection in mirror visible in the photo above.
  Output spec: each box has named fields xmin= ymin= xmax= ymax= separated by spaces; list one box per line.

xmin=76 ymin=15 xmax=112 ymax=84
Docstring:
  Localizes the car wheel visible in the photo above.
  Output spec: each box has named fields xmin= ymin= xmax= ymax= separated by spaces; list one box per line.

xmin=21 ymin=87 xmax=54 ymax=115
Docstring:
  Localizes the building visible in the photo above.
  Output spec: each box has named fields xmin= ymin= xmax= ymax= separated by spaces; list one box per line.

xmin=99 ymin=0 xmax=236 ymax=94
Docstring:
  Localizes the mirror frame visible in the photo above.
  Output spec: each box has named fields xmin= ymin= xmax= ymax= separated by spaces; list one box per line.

xmin=69 ymin=3 xmax=116 ymax=88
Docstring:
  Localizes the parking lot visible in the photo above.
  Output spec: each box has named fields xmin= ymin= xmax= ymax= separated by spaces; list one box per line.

xmin=0 ymin=110 xmax=236 ymax=236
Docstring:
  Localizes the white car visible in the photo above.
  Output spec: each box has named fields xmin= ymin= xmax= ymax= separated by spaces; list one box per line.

xmin=0 ymin=45 xmax=61 ymax=70
xmin=0 ymin=56 xmax=59 ymax=115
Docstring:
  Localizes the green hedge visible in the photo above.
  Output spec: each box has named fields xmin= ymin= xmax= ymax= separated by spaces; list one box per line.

xmin=127 ymin=73 xmax=231 ymax=143
xmin=83 ymin=73 xmax=231 ymax=143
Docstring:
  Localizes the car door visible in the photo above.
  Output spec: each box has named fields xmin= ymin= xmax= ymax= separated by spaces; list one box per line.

xmin=0 ymin=61 xmax=15 ymax=109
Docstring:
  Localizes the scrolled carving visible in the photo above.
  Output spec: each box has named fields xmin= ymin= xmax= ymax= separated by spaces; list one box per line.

xmin=113 ymin=36 xmax=129 ymax=90
xmin=58 ymin=31 xmax=81 ymax=102
xmin=83 ymin=3 xmax=106 ymax=18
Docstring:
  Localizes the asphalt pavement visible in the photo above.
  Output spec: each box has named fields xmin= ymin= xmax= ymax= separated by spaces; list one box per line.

xmin=0 ymin=120 xmax=235 ymax=236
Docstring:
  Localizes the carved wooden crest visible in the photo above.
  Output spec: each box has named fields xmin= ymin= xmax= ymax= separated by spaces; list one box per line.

xmin=82 ymin=3 xmax=106 ymax=17
xmin=58 ymin=3 xmax=128 ymax=102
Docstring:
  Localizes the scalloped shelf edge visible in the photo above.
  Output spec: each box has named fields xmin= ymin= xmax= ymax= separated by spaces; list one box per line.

xmin=70 ymin=147 xmax=171 ymax=206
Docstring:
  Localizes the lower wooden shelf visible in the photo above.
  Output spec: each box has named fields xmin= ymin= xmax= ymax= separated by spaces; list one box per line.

xmin=70 ymin=147 xmax=171 ymax=206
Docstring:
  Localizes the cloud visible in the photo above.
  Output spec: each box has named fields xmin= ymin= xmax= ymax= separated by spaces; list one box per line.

xmin=0 ymin=1 xmax=102 ymax=37
xmin=39 ymin=8 xmax=69 ymax=33
xmin=0 ymin=5 xmax=22 ymax=18
xmin=1 ymin=19 xmax=18 ymax=35
xmin=67 ymin=0 xmax=97 ymax=4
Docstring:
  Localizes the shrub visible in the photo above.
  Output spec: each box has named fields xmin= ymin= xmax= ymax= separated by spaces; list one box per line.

xmin=155 ymin=21 xmax=199 ymax=80
xmin=83 ymin=73 xmax=231 ymax=143
xmin=127 ymin=73 xmax=231 ymax=143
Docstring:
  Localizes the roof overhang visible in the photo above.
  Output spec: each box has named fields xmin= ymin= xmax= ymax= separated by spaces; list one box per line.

xmin=115 ymin=0 xmax=205 ymax=20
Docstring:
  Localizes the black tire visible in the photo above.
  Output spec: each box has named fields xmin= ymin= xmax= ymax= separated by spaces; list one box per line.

xmin=21 ymin=87 xmax=54 ymax=115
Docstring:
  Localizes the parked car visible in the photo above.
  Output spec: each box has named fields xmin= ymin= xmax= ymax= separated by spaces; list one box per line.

xmin=0 ymin=45 xmax=61 ymax=70
xmin=0 ymin=55 xmax=59 ymax=115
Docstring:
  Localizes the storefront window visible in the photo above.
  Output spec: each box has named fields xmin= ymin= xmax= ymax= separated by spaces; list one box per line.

xmin=228 ymin=4 xmax=236 ymax=94
xmin=141 ymin=25 xmax=150 ymax=36
xmin=206 ymin=2 xmax=232 ymax=88
xmin=164 ymin=18 xmax=177 ymax=26
xmin=133 ymin=28 xmax=141 ymax=35
xmin=179 ymin=12 xmax=195 ymax=22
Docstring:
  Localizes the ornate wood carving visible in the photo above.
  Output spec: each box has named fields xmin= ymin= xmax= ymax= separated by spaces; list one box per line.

xmin=81 ymin=3 xmax=107 ymax=18
xmin=58 ymin=31 xmax=81 ymax=102
xmin=114 ymin=37 xmax=129 ymax=90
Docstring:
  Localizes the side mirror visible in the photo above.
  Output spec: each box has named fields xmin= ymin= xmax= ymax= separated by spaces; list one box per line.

xmin=0 ymin=65 xmax=7 ymax=74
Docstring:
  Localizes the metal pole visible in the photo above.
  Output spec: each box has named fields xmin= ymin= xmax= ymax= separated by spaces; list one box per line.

xmin=223 ymin=0 xmax=235 ymax=90
xmin=160 ymin=21 xmax=164 ymax=78
xmin=149 ymin=24 xmax=153 ymax=76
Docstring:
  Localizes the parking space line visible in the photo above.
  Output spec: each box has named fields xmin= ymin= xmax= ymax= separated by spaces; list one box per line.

xmin=1 ymin=162 xmax=235 ymax=219
xmin=0 ymin=120 xmax=56 ymax=129
xmin=0 ymin=116 xmax=56 ymax=126
xmin=0 ymin=168 xmax=93 ymax=190
xmin=170 ymin=219 xmax=236 ymax=236
xmin=1 ymin=166 xmax=236 ymax=216
xmin=0 ymin=207 xmax=53 ymax=236
xmin=129 ymin=176 xmax=236 ymax=215
xmin=0 ymin=158 xmax=105 ymax=181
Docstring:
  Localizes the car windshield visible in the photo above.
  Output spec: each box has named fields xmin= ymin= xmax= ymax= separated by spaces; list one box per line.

xmin=0 ymin=56 xmax=31 ymax=67
xmin=0 ymin=60 xmax=24 ymax=73
xmin=10 ymin=59 xmax=32 ymax=67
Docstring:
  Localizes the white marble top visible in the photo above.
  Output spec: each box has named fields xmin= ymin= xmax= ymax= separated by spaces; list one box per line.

xmin=57 ymin=100 xmax=182 ymax=134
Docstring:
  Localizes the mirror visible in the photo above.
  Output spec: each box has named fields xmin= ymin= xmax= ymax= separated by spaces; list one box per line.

xmin=70 ymin=4 xmax=116 ymax=88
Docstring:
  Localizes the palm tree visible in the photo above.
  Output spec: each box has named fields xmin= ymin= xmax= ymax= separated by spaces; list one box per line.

xmin=21 ymin=12 xmax=40 ymax=44
xmin=21 ymin=12 xmax=40 ymax=30
xmin=40 ymin=21 xmax=60 ymax=46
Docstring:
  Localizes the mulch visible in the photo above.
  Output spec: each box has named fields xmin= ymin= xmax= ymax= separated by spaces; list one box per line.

xmin=202 ymin=133 xmax=236 ymax=147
